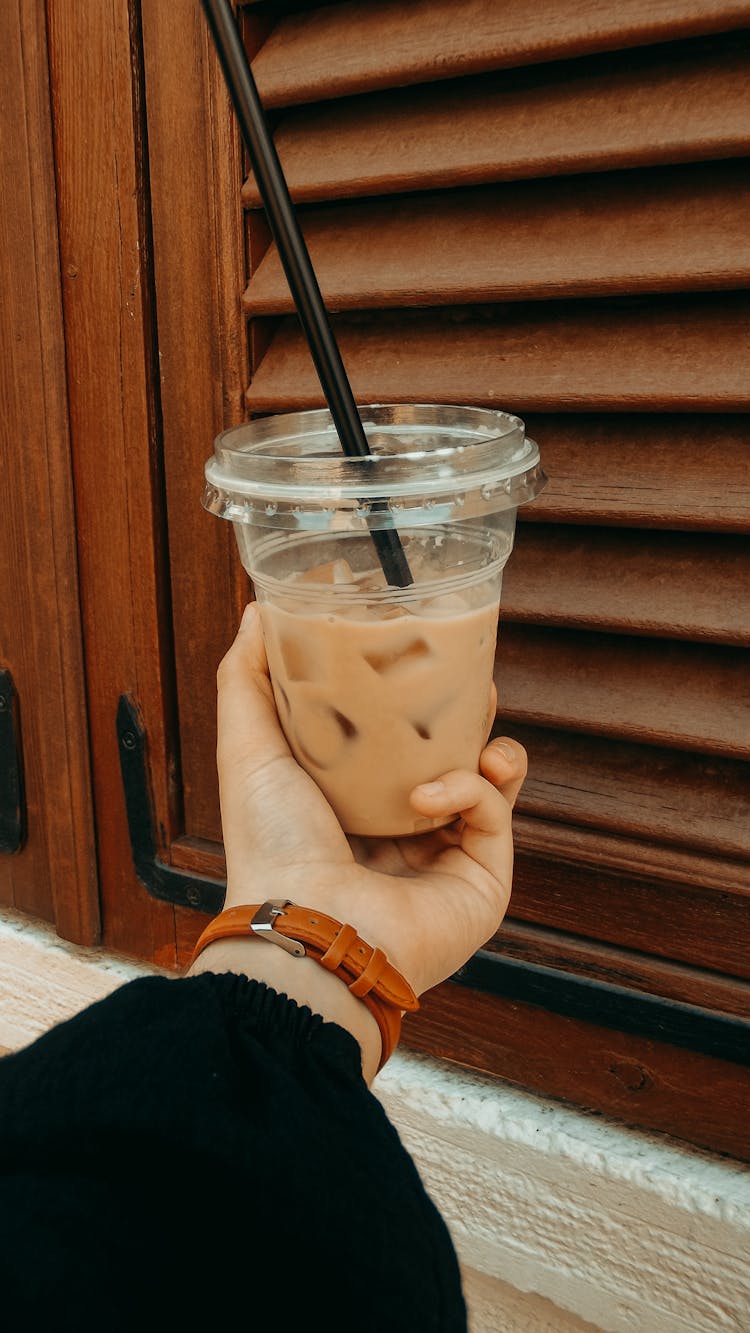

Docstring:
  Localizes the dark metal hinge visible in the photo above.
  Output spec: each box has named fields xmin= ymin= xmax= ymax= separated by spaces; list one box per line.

xmin=116 ymin=695 xmax=225 ymax=914
xmin=0 ymin=670 xmax=26 ymax=854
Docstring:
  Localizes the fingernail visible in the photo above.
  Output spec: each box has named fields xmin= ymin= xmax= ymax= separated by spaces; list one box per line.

xmin=417 ymin=780 xmax=445 ymax=797
xmin=241 ymin=603 xmax=258 ymax=628
xmin=491 ymin=740 xmax=515 ymax=761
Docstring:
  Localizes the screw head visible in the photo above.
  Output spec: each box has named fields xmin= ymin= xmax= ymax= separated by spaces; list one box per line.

xmin=121 ymin=730 xmax=137 ymax=750
xmin=0 ymin=695 xmax=8 ymax=712
xmin=186 ymin=886 xmax=201 ymax=908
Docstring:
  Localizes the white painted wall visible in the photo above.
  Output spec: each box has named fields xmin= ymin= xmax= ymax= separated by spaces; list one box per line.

xmin=1 ymin=906 xmax=748 ymax=1333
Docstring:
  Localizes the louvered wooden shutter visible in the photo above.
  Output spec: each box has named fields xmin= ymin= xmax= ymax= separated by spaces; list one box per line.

xmin=239 ymin=0 xmax=750 ymax=1152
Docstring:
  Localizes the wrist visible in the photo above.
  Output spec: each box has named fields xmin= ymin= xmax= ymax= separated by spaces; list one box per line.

xmin=188 ymin=935 xmax=382 ymax=1083
xmin=225 ymin=874 xmax=415 ymax=994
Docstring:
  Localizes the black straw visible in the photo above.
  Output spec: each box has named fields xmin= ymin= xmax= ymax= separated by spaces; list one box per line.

xmin=201 ymin=0 xmax=413 ymax=588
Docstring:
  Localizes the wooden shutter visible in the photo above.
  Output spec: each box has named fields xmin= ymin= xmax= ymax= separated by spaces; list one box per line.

xmin=237 ymin=0 xmax=750 ymax=1153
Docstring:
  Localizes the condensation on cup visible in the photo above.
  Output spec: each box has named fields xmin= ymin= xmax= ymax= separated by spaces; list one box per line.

xmin=203 ymin=404 xmax=546 ymax=837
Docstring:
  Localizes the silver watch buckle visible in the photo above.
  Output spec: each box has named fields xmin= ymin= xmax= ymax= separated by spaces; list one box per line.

xmin=250 ymin=900 xmax=305 ymax=958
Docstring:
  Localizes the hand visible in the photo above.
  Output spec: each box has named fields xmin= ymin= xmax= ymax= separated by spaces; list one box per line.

xmin=215 ymin=603 xmax=527 ymax=999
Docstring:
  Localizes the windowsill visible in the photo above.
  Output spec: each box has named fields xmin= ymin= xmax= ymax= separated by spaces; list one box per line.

xmin=375 ymin=1050 xmax=750 ymax=1332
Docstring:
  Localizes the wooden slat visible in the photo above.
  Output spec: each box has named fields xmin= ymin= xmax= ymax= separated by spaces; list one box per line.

xmin=496 ymin=627 xmax=749 ymax=758
xmin=520 ymin=414 xmax=750 ymax=533
xmin=253 ymin=0 xmax=750 ymax=106
xmin=245 ymin=164 xmax=750 ymax=313
xmin=512 ymin=846 xmax=750 ymax=978
xmin=404 ymin=981 xmax=750 ymax=1159
xmin=0 ymin=0 xmax=97 ymax=942
xmin=494 ymin=921 xmax=750 ymax=1018
xmin=243 ymin=43 xmax=750 ymax=204
xmin=246 ymin=298 xmax=750 ymax=412
xmin=515 ymin=816 xmax=750 ymax=903
xmin=502 ymin=527 xmax=750 ymax=645
xmin=509 ymin=726 xmax=750 ymax=861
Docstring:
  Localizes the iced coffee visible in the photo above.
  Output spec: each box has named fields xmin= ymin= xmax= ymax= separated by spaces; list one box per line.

xmin=203 ymin=403 xmax=546 ymax=836
xmin=259 ymin=558 xmax=499 ymax=835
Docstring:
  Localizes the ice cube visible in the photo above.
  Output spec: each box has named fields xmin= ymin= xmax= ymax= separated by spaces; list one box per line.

xmin=364 ymin=638 xmax=432 ymax=674
xmin=288 ymin=695 xmax=359 ymax=770
xmin=292 ymin=559 xmax=357 ymax=587
xmin=419 ymin=592 xmax=468 ymax=616
xmin=353 ymin=571 xmax=387 ymax=593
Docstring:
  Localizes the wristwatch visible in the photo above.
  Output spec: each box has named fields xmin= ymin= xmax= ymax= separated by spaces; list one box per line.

xmin=190 ymin=899 xmax=419 ymax=1070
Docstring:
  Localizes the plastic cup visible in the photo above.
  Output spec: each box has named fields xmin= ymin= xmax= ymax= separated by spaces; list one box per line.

xmin=203 ymin=404 xmax=546 ymax=836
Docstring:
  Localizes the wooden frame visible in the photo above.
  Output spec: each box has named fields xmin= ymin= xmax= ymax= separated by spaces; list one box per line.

xmin=0 ymin=0 xmax=97 ymax=944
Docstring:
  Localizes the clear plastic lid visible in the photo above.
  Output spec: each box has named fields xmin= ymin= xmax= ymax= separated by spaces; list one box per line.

xmin=203 ymin=404 xmax=546 ymax=528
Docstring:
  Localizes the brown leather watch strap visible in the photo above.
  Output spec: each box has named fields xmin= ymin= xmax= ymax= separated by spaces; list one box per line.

xmin=190 ymin=901 xmax=419 ymax=1071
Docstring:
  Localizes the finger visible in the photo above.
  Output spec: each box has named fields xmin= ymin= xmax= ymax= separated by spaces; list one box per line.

xmin=410 ymin=768 xmax=513 ymax=899
xmin=485 ymin=680 xmax=498 ymax=742
xmin=479 ymin=736 xmax=528 ymax=810
xmin=217 ymin=603 xmax=291 ymax=772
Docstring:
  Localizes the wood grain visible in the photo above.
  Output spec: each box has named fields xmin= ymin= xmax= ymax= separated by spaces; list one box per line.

xmin=252 ymin=0 xmax=750 ymax=106
xmin=244 ymin=163 xmax=750 ymax=313
xmin=494 ymin=920 xmax=750 ymax=1018
xmin=496 ymin=626 xmax=750 ymax=758
xmin=169 ymin=835 xmax=227 ymax=880
xmin=514 ymin=817 xmax=750 ymax=903
xmin=243 ymin=41 xmax=750 ymax=203
xmin=403 ymin=980 xmax=750 ymax=1160
xmin=503 ymin=527 xmax=750 ymax=645
xmin=510 ymin=850 xmax=750 ymax=979
xmin=0 ymin=0 xmax=97 ymax=943
xmin=141 ymin=0 xmax=250 ymax=845
xmin=511 ymin=726 xmax=750 ymax=865
xmin=47 ymin=0 xmax=177 ymax=963
xmin=246 ymin=298 xmax=750 ymax=413
xmin=520 ymin=414 xmax=750 ymax=532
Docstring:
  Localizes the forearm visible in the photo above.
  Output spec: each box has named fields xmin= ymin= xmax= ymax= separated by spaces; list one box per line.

xmin=188 ymin=937 xmax=382 ymax=1082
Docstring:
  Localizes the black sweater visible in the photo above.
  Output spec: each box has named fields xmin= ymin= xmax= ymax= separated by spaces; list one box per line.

xmin=0 ymin=972 xmax=467 ymax=1331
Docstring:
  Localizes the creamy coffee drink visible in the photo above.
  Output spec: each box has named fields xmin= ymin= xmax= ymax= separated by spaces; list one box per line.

xmin=260 ymin=560 xmax=499 ymax=836
xmin=204 ymin=405 xmax=546 ymax=836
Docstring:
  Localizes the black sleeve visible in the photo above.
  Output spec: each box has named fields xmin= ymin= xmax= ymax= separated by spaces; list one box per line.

xmin=0 ymin=972 xmax=466 ymax=1332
